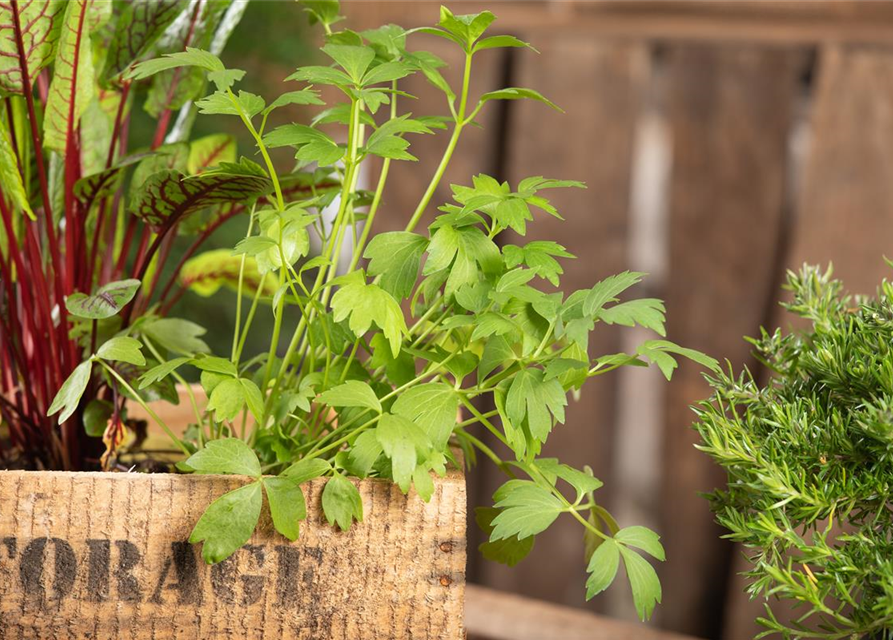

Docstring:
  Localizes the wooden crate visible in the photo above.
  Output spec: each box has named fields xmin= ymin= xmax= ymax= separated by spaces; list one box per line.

xmin=0 ymin=469 xmax=465 ymax=639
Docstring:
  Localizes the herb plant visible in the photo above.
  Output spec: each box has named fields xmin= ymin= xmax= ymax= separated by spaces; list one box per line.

xmin=694 ymin=265 xmax=893 ymax=638
xmin=49 ymin=1 xmax=717 ymax=617
xmin=0 ymin=0 xmax=264 ymax=469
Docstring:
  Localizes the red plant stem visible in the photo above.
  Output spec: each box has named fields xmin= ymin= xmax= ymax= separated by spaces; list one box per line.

xmin=159 ymin=284 xmax=188 ymax=315
xmin=137 ymin=232 xmax=175 ymax=315
xmin=115 ymin=215 xmax=138 ymax=276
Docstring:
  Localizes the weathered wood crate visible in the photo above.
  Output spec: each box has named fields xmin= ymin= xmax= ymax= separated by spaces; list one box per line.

xmin=0 ymin=469 xmax=465 ymax=639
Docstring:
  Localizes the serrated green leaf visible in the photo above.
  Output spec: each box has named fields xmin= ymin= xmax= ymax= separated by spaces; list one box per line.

xmin=138 ymin=357 xmax=191 ymax=389
xmin=364 ymin=232 xmax=427 ymax=300
xmin=65 ymin=279 xmax=141 ymax=320
xmin=478 ymin=334 xmax=514 ymax=381
xmin=585 ymin=538 xmax=620 ymax=600
xmin=282 ymin=457 xmax=331 ymax=483
xmin=189 ymin=481 xmax=262 ymax=563
xmin=321 ymin=472 xmax=363 ymax=531
xmin=616 ymin=526 xmax=665 ymax=561
xmin=599 ymin=298 xmax=666 ymax=336
xmin=391 ymin=383 xmax=458 ymax=451
xmin=318 ymin=380 xmax=381 ymax=413
xmin=346 ymin=431 xmax=383 ymax=478
xmin=506 ymin=368 xmax=567 ymax=444
xmin=185 ymin=437 xmax=260 ymax=477
xmin=239 ymin=378 xmax=264 ymax=423
xmin=264 ymin=88 xmax=324 ymax=115
xmin=619 ymin=545 xmax=662 ymax=621
xmin=206 ymin=378 xmax=245 ymax=423
xmin=96 ymin=336 xmax=145 ymax=366
xmin=376 ymin=413 xmax=424 ymax=493
xmin=263 ymin=124 xmax=343 ymax=166
xmin=322 ymin=43 xmax=374 ymax=83
xmin=535 ymin=459 xmax=603 ymax=501
xmin=473 ymin=34 xmax=536 ymax=53
xmin=263 ymin=476 xmax=307 ymax=541
xmin=142 ymin=318 xmax=210 ymax=355
xmin=583 ymin=271 xmax=644 ymax=319
xmin=476 ymin=506 xmax=535 ymax=567
xmin=478 ymin=87 xmax=562 ymax=113
xmin=490 ymin=481 xmax=563 ymax=541
xmin=331 ymin=271 xmax=406 ymax=357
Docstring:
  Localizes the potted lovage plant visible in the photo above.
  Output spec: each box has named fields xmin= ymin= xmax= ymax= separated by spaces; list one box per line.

xmin=0 ymin=0 xmax=270 ymax=471
xmin=694 ymin=265 xmax=893 ymax=639
xmin=1 ymin=1 xmax=717 ymax=636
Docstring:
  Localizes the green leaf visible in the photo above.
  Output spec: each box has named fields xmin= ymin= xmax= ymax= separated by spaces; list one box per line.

xmin=47 ymin=360 xmax=92 ymax=425
xmin=331 ymin=271 xmax=406 ymax=357
xmin=189 ymin=481 xmax=263 ymax=563
xmin=0 ymin=1 xmax=65 ymax=95
xmin=616 ymin=526 xmax=665 ymax=561
xmin=599 ymin=299 xmax=666 ymax=336
xmin=437 ymin=7 xmax=495 ymax=47
xmin=470 ymin=312 xmax=519 ymax=341
xmin=475 ymin=507 xmax=535 ymax=567
xmin=43 ymin=0 xmax=97 ymax=152
xmin=299 ymin=0 xmax=342 ymax=28
xmin=127 ymin=46 xmax=224 ymax=79
xmin=364 ymin=232 xmax=427 ymax=300
xmin=141 ymin=318 xmax=210 ymax=355
xmin=286 ymin=65 xmax=352 ymax=87
xmin=478 ymin=334 xmax=514 ymax=381
xmin=185 ymin=438 xmax=261 ymax=477
xmin=196 ymin=90 xmax=265 ymax=118
xmin=131 ymin=165 xmax=271 ymax=230
xmin=206 ymin=378 xmax=246 ymax=423
xmin=376 ymin=413 xmax=425 ymax=493
xmin=478 ymin=88 xmax=562 ymax=113
xmin=321 ymin=43 xmax=374 ymax=83
xmin=0 ymin=122 xmax=34 ymax=219
xmin=318 ymin=380 xmax=381 ymax=413
xmin=96 ymin=336 xmax=146 ymax=366
xmin=188 ymin=134 xmax=237 ymax=174
xmin=239 ymin=378 xmax=264 ymax=424
xmin=503 ymin=242 xmax=574 ymax=287
xmin=263 ymin=476 xmax=307 ymax=541
xmin=192 ymin=355 xmax=238 ymax=376
xmin=101 ymin=0 xmax=186 ymax=83
xmin=321 ymin=472 xmax=363 ymax=531
xmin=506 ymin=368 xmax=567 ymax=444
xmin=535 ymin=459 xmax=603 ymax=501
xmin=264 ymin=88 xmax=325 ymax=115
xmin=83 ymin=399 xmax=113 ymax=437
xmin=583 ymin=271 xmax=644 ymax=319
xmin=473 ymin=35 xmax=536 ymax=53
xmin=423 ymin=225 xmax=501 ymax=297
xmin=282 ymin=457 xmax=331 ymax=483
xmin=391 ymin=383 xmax=458 ymax=451
xmin=619 ymin=546 xmax=662 ymax=621
xmin=65 ymin=279 xmax=141 ymax=320
xmin=490 ymin=481 xmax=563 ymax=541
xmin=637 ymin=340 xmax=719 ymax=381
xmin=585 ymin=538 xmax=620 ymax=600
xmin=138 ymin=357 xmax=191 ymax=389
xmin=263 ymin=124 xmax=343 ymax=166
xmin=362 ymin=60 xmax=414 ymax=86
xmin=346 ymin=431 xmax=383 ymax=478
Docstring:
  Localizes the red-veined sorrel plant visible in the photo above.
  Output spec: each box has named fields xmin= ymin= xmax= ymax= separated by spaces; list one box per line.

xmin=0 ymin=0 xmax=306 ymax=470
xmin=59 ymin=0 xmax=718 ymax=616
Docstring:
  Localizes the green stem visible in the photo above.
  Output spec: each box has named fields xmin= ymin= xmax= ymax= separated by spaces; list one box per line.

xmin=232 ymin=206 xmax=257 ymax=363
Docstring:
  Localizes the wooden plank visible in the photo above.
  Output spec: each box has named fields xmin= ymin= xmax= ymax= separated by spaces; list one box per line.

xmin=472 ymin=33 xmax=646 ymax=609
xmin=722 ymin=43 xmax=893 ymax=640
xmin=464 ymin=584 xmax=702 ymax=640
xmin=0 ymin=469 xmax=465 ymax=639
xmin=344 ymin=1 xmax=893 ymax=46
xmin=659 ymin=44 xmax=799 ymax=637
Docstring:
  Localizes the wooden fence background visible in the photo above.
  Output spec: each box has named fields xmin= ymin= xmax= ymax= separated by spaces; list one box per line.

xmin=342 ymin=2 xmax=893 ymax=638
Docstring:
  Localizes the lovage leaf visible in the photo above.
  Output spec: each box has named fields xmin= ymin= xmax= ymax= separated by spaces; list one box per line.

xmin=126 ymin=46 xmax=225 ymax=79
xmin=141 ymin=318 xmax=210 ymax=355
xmin=391 ymin=383 xmax=459 ymax=451
xmin=47 ymin=360 xmax=92 ymax=425
xmin=138 ymin=357 xmax=191 ymax=389
xmin=65 ymin=279 xmax=141 ymax=319
xmin=185 ymin=437 xmax=261 ymax=477
xmin=189 ymin=481 xmax=263 ymax=563
xmin=376 ymin=413 xmax=426 ymax=494
xmin=263 ymin=124 xmax=343 ymax=167
xmin=96 ymin=336 xmax=146 ymax=366
xmin=321 ymin=43 xmax=375 ymax=83
xmin=363 ymin=231 xmax=427 ymax=300
xmin=477 ymin=87 xmax=562 ymax=113
xmin=423 ymin=225 xmax=501 ymax=297
xmin=619 ymin=545 xmax=662 ymax=621
xmin=599 ymin=298 xmax=667 ymax=336
xmin=101 ymin=0 xmax=186 ymax=83
xmin=43 ymin=0 xmax=98 ymax=152
xmin=490 ymin=481 xmax=563 ymax=541
xmin=321 ymin=472 xmax=363 ymax=531
xmin=282 ymin=457 xmax=331 ymax=483
xmin=331 ymin=271 xmax=406 ymax=357
xmin=0 ymin=1 xmax=65 ymax=95
xmin=263 ymin=476 xmax=307 ymax=541
xmin=317 ymin=380 xmax=381 ymax=413
xmin=616 ymin=526 xmax=665 ymax=561
xmin=585 ymin=538 xmax=620 ymax=600
xmin=505 ymin=368 xmax=567 ymax=444
xmin=475 ymin=506 xmax=535 ymax=567
xmin=636 ymin=340 xmax=720 ymax=381
xmin=583 ymin=271 xmax=644 ymax=319
xmin=206 ymin=378 xmax=246 ymax=423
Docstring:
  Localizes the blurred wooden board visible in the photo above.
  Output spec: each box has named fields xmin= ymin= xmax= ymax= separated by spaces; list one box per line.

xmin=465 ymin=584 xmax=702 ymax=640
xmin=658 ymin=44 xmax=799 ymax=638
